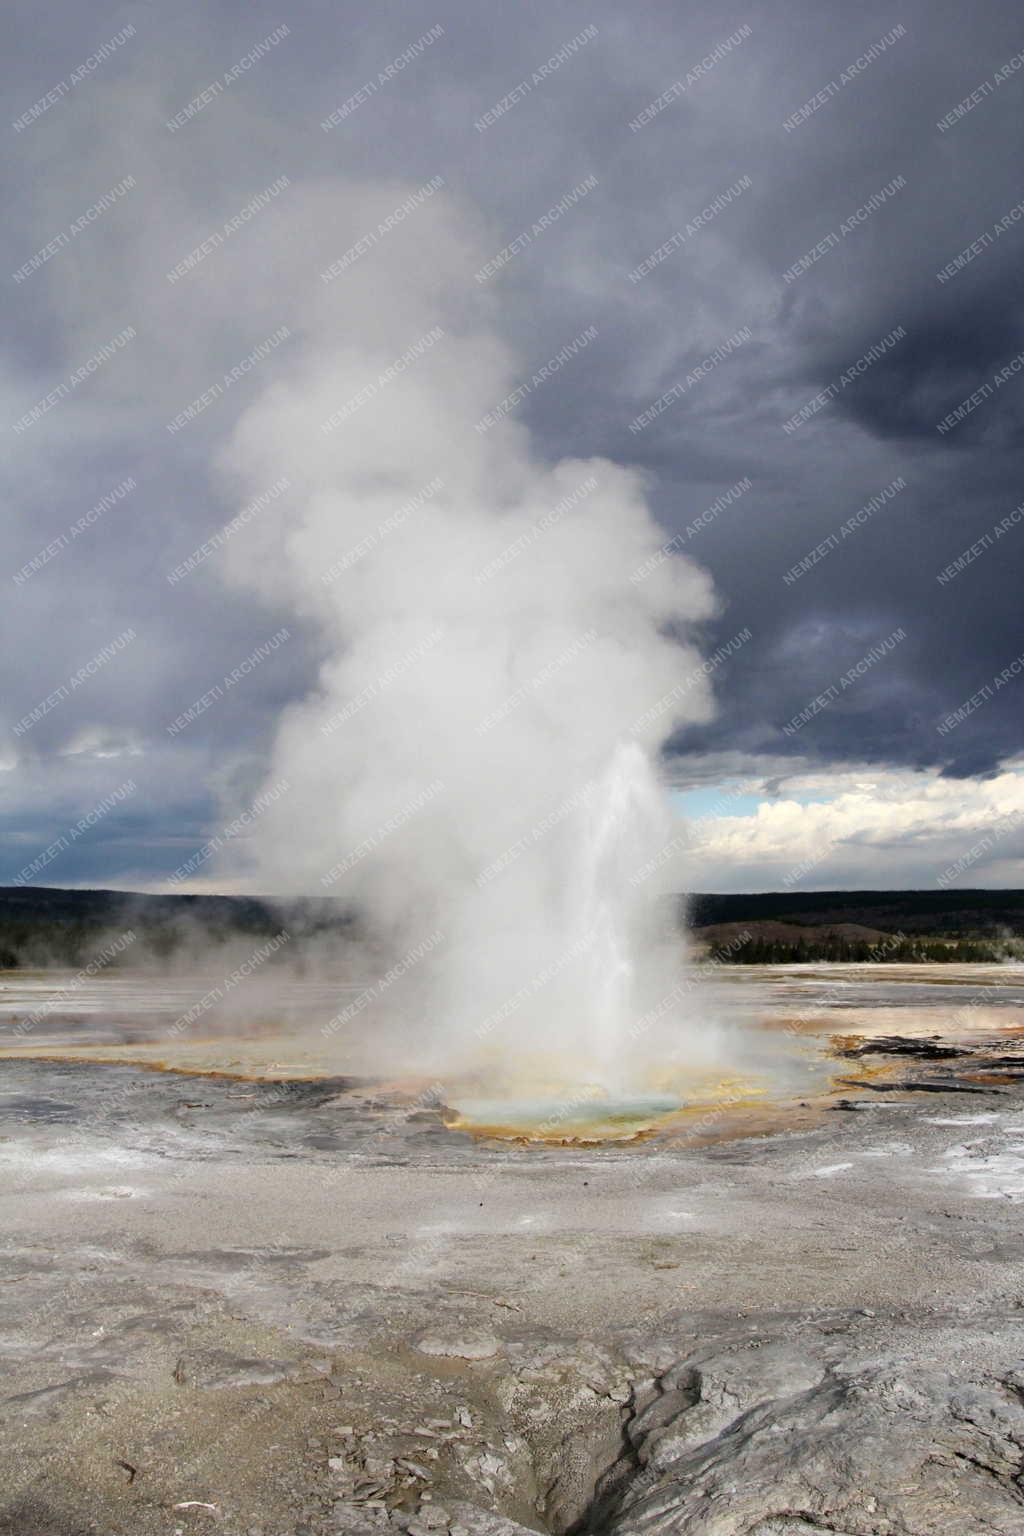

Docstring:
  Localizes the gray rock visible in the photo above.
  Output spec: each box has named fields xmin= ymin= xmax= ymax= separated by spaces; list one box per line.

xmin=332 ymin=1501 xmax=390 ymax=1533
xmin=171 ymin=1347 xmax=307 ymax=1389
xmin=443 ymin=1503 xmax=541 ymax=1536
xmin=412 ymin=1329 xmax=503 ymax=1360
xmin=600 ymin=1337 xmax=1024 ymax=1536
xmin=413 ymin=1506 xmax=451 ymax=1529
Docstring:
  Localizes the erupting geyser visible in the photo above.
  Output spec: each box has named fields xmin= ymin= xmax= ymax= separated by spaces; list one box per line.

xmin=212 ymin=178 xmax=736 ymax=1118
xmin=572 ymin=740 xmax=672 ymax=1094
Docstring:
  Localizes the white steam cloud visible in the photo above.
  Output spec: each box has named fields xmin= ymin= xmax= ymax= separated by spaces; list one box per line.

xmin=216 ymin=179 xmax=722 ymax=1092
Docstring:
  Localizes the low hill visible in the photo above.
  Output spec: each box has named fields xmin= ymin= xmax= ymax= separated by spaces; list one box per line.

xmin=691 ymin=918 xmax=1007 ymax=964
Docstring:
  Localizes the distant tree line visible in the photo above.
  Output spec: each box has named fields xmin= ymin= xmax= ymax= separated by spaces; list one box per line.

xmin=686 ymin=889 xmax=1024 ymax=933
xmin=0 ymin=886 xmax=354 ymax=970
xmin=705 ymin=934 xmax=1015 ymax=964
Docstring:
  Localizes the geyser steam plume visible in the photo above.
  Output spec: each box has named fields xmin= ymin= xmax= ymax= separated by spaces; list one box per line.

xmin=217 ymin=179 xmax=722 ymax=1092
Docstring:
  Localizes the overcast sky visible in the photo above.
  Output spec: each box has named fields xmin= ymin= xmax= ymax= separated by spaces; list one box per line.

xmin=4 ymin=0 xmax=1024 ymax=894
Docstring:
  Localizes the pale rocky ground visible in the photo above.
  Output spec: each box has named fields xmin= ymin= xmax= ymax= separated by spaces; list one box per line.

xmin=2 ymin=966 xmax=1024 ymax=1535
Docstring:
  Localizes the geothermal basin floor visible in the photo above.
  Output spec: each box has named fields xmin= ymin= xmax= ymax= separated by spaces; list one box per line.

xmin=3 ymin=967 xmax=1024 ymax=1534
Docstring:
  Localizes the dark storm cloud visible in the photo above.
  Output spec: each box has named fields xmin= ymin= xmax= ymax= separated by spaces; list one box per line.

xmin=2 ymin=0 xmax=1023 ymax=884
